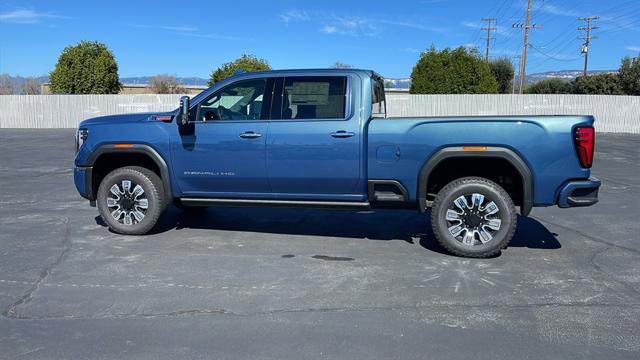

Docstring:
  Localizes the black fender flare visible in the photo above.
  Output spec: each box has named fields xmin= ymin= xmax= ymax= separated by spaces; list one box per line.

xmin=86 ymin=144 xmax=172 ymax=200
xmin=417 ymin=146 xmax=533 ymax=216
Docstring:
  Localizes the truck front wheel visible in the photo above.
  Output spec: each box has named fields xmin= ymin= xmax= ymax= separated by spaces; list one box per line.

xmin=97 ymin=166 xmax=166 ymax=235
xmin=430 ymin=177 xmax=517 ymax=258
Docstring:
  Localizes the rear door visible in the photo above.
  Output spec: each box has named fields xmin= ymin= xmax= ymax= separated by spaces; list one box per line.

xmin=266 ymin=75 xmax=363 ymax=201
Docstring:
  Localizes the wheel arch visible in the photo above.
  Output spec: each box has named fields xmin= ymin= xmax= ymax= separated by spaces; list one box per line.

xmin=417 ymin=146 xmax=533 ymax=216
xmin=86 ymin=144 xmax=172 ymax=201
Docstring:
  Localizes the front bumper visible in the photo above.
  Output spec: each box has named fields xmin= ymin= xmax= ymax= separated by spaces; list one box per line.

xmin=74 ymin=166 xmax=94 ymax=201
xmin=557 ymin=177 xmax=600 ymax=208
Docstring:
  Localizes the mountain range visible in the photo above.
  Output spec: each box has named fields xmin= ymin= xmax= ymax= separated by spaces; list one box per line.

xmin=1 ymin=70 xmax=616 ymax=93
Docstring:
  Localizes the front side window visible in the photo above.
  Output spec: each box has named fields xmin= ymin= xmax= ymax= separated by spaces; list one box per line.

xmin=281 ymin=76 xmax=346 ymax=120
xmin=197 ymin=79 xmax=267 ymax=121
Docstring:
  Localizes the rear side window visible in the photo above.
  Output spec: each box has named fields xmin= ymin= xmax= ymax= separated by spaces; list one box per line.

xmin=281 ymin=76 xmax=347 ymax=120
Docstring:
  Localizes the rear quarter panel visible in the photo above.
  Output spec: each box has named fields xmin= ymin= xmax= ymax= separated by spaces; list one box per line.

xmin=367 ymin=116 xmax=593 ymax=205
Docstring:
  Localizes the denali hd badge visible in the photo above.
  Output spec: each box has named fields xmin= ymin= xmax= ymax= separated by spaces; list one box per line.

xmin=183 ymin=171 xmax=235 ymax=176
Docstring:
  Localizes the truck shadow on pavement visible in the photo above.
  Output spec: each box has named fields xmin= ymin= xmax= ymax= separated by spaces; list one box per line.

xmin=96 ymin=207 xmax=560 ymax=257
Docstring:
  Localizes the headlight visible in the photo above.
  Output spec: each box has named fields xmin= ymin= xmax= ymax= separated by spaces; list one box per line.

xmin=76 ymin=128 xmax=88 ymax=152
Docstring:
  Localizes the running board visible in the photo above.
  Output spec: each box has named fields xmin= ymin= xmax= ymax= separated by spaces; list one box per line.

xmin=179 ymin=198 xmax=371 ymax=210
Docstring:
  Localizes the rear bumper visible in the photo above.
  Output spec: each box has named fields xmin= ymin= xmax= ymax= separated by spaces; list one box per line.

xmin=74 ymin=166 xmax=93 ymax=201
xmin=557 ymin=177 xmax=600 ymax=208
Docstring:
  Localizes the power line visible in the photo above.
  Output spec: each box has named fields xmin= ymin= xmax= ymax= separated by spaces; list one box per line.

xmin=481 ymin=18 xmax=497 ymax=61
xmin=529 ymin=44 xmax=579 ymax=61
xmin=513 ymin=0 xmax=543 ymax=94
xmin=578 ymin=16 xmax=599 ymax=77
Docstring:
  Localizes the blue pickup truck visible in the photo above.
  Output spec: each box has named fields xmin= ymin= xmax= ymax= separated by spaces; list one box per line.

xmin=74 ymin=69 xmax=600 ymax=257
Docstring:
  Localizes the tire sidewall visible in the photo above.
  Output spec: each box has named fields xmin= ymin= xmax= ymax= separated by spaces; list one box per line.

xmin=97 ymin=168 xmax=161 ymax=235
xmin=434 ymin=180 xmax=516 ymax=257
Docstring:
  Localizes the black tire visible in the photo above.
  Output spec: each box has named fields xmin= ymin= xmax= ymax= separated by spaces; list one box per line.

xmin=97 ymin=166 xmax=166 ymax=235
xmin=430 ymin=177 xmax=517 ymax=258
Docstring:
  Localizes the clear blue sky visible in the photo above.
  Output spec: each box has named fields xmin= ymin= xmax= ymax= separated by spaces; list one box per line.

xmin=1 ymin=0 xmax=639 ymax=79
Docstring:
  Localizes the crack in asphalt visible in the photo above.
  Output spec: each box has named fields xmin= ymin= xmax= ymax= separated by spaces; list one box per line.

xmin=589 ymin=245 xmax=640 ymax=297
xmin=532 ymin=215 xmax=640 ymax=298
xmin=4 ymin=302 xmax=640 ymax=321
xmin=531 ymin=216 xmax=640 ymax=256
xmin=3 ymin=217 xmax=72 ymax=318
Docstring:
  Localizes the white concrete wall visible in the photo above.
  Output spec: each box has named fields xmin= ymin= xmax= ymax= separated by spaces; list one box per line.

xmin=1 ymin=94 xmax=639 ymax=133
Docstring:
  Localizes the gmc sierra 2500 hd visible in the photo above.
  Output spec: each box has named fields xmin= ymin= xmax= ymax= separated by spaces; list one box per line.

xmin=74 ymin=69 xmax=600 ymax=257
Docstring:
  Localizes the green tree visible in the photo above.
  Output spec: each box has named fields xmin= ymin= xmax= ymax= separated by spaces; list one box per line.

xmin=572 ymin=73 xmax=623 ymax=95
xmin=410 ymin=46 xmax=498 ymax=94
xmin=49 ymin=41 xmax=121 ymax=94
xmin=526 ymin=78 xmax=574 ymax=94
xmin=489 ymin=58 xmax=515 ymax=94
xmin=619 ymin=56 xmax=640 ymax=95
xmin=149 ymin=74 xmax=185 ymax=94
xmin=208 ymin=54 xmax=271 ymax=86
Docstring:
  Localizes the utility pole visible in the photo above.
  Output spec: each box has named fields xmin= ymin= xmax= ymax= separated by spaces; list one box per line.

xmin=481 ymin=18 xmax=497 ymax=61
xmin=578 ymin=16 xmax=599 ymax=77
xmin=513 ymin=0 xmax=542 ymax=94
xmin=512 ymin=55 xmax=522 ymax=94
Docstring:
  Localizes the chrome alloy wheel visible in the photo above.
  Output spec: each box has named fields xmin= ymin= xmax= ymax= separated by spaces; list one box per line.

xmin=106 ymin=180 xmax=149 ymax=226
xmin=445 ymin=193 xmax=502 ymax=246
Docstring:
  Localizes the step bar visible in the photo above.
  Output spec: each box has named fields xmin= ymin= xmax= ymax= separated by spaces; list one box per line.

xmin=179 ymin=198 xmax=371 ymax=210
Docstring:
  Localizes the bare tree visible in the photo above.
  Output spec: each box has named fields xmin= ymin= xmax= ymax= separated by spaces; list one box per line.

xmin=0 ymin=73 xmax=14 ymax=95
xmin=149 ymin=74 xmax=186 ymax=94
xmin=331 ymin=61 xmax=354 ymax=69
xmin=21 ymin=77 xmax=41 ymax=95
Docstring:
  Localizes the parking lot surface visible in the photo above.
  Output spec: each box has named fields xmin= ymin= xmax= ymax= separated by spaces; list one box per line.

xmin=1 ymin=130 xmax=639 ymax=359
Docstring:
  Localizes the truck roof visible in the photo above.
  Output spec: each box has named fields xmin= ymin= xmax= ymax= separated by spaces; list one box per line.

xmin=191 ymin=68 xmax=381 ymax=104
xmin=228 ymin=68 xmax=378 ymax=79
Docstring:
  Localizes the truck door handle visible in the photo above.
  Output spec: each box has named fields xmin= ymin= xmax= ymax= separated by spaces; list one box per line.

xmin=239 ymin=131 xmax=262 ymax=139
xmin=330 ymin=130 xmax=355 ymax=138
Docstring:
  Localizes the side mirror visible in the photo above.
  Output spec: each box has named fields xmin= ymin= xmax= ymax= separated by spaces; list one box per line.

xmin=178 ymin=96 xmax=195 ymax=135
xmin=179 ymin=96 xmax=190 ymax=126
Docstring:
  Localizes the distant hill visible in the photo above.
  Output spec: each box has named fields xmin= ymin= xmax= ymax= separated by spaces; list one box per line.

xmin=119 ymin=76 xmax=209 ymax=86
xmin=383 ymin=70 xmax=617 ymax=89
xmin=1 ymin=75 xmax=49 ymax=94
xmin=1 ymin=70 xmax=618 ymax=93
xmin=0 ymin=75 xmax=210 ymax=94
xmin=522 ymin=70 xmax=615 ymax=85
xmin=384 ymin=78 xmax=411 ymax=89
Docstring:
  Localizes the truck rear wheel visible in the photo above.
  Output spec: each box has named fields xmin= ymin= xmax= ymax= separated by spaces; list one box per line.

xmin=430 ymin=177 xmax=517 ymax=258
xmin=97 ymin=166 xmax=166 ymax=235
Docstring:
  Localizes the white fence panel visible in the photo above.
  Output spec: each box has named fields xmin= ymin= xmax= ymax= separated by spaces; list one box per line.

xmin=0 ymin=94 xmax=182 ymax=128
xmin=0 ymin=94 xmax=638 ymax=133
xmin=386 ymin=94 xmax=640 ymax=134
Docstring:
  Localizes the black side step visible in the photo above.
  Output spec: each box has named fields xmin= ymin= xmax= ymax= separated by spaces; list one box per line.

xmin=367 ymin=180 xmax=409 ymax=202
xmin=179 ymin=198 xmax=371 ymax=211
xmin=373 ymin=192 xmax=404 ymax=201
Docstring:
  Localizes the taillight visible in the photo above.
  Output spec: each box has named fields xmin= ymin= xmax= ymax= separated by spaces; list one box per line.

xmin=574 ymin=126 xmax=595 ymax=168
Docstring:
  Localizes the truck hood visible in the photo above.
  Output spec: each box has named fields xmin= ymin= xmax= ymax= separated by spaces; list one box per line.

xmin=78 ymin=112 xmax=171 ymax=127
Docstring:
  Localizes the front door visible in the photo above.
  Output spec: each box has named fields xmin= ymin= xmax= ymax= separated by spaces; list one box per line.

xmin=171 ymin=78 xmax=271 ymax=198
xmin=266 ymin=76 xmax=363 ymax=201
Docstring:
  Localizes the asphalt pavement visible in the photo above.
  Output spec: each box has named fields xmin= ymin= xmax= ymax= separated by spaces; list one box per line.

xmin=0 ymin=129 xmax=639 ymax=359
